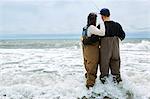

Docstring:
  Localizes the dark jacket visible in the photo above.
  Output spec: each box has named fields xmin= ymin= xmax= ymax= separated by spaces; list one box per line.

xmin=104 ymin=21 xmax=125 ymax=40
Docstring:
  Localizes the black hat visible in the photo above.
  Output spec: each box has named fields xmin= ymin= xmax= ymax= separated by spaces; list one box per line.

xmin=100 ymin=8 xmax=110 ymax=16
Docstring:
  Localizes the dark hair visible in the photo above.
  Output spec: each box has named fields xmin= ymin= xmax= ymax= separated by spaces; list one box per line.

xmin=87 ymin=13 xmax=97 ymax=27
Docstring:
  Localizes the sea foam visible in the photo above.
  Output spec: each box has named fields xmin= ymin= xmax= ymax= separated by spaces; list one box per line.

xmin=0 ymin=39 xmax=150 ymax=99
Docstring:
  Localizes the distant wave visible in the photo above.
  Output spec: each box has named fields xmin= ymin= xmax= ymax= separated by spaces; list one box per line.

xmin=0 ymin=40 xmax=80 ymax=49
xmin=0 ymin=39 xmax=150 ymax=50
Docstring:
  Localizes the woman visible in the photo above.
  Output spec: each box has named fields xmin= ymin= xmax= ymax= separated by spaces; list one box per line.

xmin=82 ymin=12 xmax=105 ymax=89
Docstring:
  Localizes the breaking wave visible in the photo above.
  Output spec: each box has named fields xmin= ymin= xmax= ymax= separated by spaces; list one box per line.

xmin=121 ymin=40 xmax=150 ymax=51
xmin=0 ymin=39 xmax=150 ymax=51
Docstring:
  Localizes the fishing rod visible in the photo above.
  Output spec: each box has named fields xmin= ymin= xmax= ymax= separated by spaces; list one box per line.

xmin=88 ymin=0 xmax=100 ymax=11
xmin=88 ymin=0 xmax=102 ymax=26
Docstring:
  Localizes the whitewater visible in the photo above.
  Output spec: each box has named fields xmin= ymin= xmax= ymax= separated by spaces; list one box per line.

xmin=0 ymin=39 xmax=150 ymax=99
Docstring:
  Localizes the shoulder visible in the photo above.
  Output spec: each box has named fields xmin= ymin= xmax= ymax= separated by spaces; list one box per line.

xmin=83 ymin=26 xmax=88 ymax=31
xmin=83 ymin=26 xmax=88 ymax=29
xmin=114 ymin=21 xmax=122 ymax=27
xmin=89 ymin=25 xmax=95 ymax=28
xmin=111 ymin=21 xmax=123 ymax=29
xmin=88 ymin=25 xmax=97 ymax=30
xmin=88 ymin=25 xmax=100 ymax=32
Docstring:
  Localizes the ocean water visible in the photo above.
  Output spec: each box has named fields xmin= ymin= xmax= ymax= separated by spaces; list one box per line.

xmin=0 ymin=38 xmax=150 ymax=99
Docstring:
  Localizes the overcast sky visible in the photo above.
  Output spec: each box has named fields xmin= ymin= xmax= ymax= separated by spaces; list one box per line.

xmin=0 ymin=0 xmax=150 ymax=35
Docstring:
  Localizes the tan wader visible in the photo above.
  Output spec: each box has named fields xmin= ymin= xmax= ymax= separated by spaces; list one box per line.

xmin=82 ymin=41 xmax=99 ymax=87
xmin=100 ymin=36 xmax=120 ymax=78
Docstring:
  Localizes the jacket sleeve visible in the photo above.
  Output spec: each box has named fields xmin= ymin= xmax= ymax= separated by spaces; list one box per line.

xmin=116 ymin=23 xmax=125 ymax=41
xmin=87 ymin=25 xmax=105 ymax=37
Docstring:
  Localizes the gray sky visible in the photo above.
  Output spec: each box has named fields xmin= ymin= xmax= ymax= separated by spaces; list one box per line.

xmin=0 ymin=0 xmax=150 ymax=35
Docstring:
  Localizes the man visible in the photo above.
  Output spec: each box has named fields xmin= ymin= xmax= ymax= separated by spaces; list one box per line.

xmin=99 ymin=8 xmax=125 ymax=84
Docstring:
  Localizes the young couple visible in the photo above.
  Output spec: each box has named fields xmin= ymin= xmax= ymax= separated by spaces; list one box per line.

xmin=82 ymin=8 xmax=125 ymax=89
